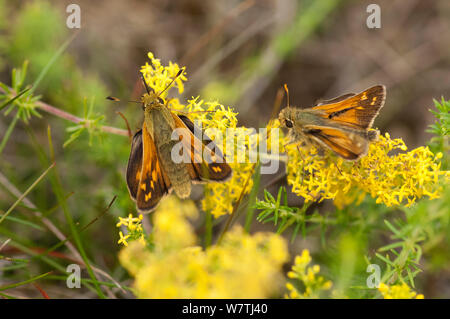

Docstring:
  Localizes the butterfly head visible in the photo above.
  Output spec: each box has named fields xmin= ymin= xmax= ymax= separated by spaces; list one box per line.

xmin=141 ymin=91 xmax=164 ymax=110
xmin=278 ymin=84 xmax=295 ymax=129
xmin=278 ymin=107 xmax=295 ymax=129
xmin=139 ymin=68 xmax=185 ymax=111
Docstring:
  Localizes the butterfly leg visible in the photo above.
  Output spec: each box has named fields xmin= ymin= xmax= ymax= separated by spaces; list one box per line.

xmin=320 ymin=149 xmax=343 ymax=175
xmin=283 ymin=135 xmax=308 ymax=164
xmin=116 ymin=111 xmax=133 ymax=141
xmin=282 ymin=130 xmax=302 ymax=151
xmin=296 ymin=144 xmax=306 ymax=164
xmin=165 ymin=98 xmax=174 ymax=107
xmin=332 ymin=157 xmax=343 ymax=175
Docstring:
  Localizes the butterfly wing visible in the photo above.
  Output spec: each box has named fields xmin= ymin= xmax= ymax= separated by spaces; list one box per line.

xmin=312 ymin=85 xmax=386 ymax=130
xmin=126 ymin=130 xmax=143 ymax=201
xmin=314 ymin=93 xmax=356 ymax=106
xmin=133 ymin=123 xmax=172 ymax=213
xmin=172 ymin=113 xmax=232 ymax=182
xmin=304 ymin=125 xmax=369 ymax=160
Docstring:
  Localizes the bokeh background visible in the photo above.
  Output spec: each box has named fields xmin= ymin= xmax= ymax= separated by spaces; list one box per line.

xmin=0 ymin=0 xmax=449 ymax=298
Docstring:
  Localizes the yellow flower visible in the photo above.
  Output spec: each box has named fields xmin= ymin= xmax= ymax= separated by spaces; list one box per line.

xmin=285 ymin=249 xmax=332 ymax=299
xmin=378 ymin=282 xmax=424 ymax=299
xmin=283 ymin=130 xmax=449 ymax=208
xmin=118 ymin=231 xmax=130 ymax=247
xmin=140 ymin=52 xmax=187 ymax=97
xmin=119 ymin=197 xmax=289 ymax=298
xmin=116 ymin=217 xmax=128 ymax=228
xmin=296 ymin=249 xmax=312 ymax=266
xmin=116 ymin=214 xmax=142 ymax=228
xmin=116 ymin=213 xmax=145 ymax=246
xmin=152 ymin=196 xmax=198 ymax=250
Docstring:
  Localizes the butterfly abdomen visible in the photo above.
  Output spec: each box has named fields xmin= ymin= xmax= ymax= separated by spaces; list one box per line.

xmin=367 ymin=129 xmax=379 ymax=141
xmin=158 ymin=141 xmax=191 ymax=198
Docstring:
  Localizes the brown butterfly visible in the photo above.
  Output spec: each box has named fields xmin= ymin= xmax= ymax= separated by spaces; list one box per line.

xmin=279 ymin=85 xmax=386 ymax=160
xmin=122 ymin=70 xmax=232 ymax=213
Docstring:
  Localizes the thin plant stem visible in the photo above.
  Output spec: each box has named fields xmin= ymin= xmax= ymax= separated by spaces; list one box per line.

xmin=204 ymin=211 xmax=213 ymax=248
xmin=0 ymin=112 xmax=19 ymax=155
xmin=0 ymin=163 xmax=55 ymax=225
xmin=31 ymin=31 xmax=79 ymax=94
xmin=0 ymin=85 xmax=129 ymax=137
xmin=217 ymin=163 xmax=257 ymax=245
xmin=0 ymin=271 xmax=52 ymax=292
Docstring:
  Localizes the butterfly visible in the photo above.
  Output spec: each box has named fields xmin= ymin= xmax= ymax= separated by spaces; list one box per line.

xmin=278 ymin=85 xmax=386 ymax=160
xmin=122 ymin=70 xmax=232 ymax=213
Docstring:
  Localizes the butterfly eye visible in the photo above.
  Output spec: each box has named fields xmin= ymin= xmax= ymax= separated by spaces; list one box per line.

xmin=285 ymin=119 xmax=293 ymax=128
xmin=158 ymin=97 xmax=164 ymax=104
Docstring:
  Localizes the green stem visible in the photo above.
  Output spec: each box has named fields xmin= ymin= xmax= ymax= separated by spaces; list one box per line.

xmin=0 ymin=162 xmax=55 ymax=225
xmin=0 ymin=271 xmax=52 ymax=291
xmin=0 ymin=86 xmax=129 ymax=136
xmin=31 ymin=32 xmax=78 ymax=93
xmin=217 ymin=163 xmax=257 ymax=245
xmin=244 ymin=162 xmax=261 ymax=233
xmin=204 ymin=211 xmax=213 ymax=247
xmin=0 ymin=112 xmax=20 ymax=155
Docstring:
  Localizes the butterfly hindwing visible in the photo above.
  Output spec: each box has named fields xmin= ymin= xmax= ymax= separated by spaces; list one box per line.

xmin=135 ymin=123 xmax=172 ymax=213
xmin=313 ymin=85 xmax=386 ymax=130
xmin=304 ymin=124 xmax=369 ymax=160
xmin=172 ymin=113 xmax=232 ymax=182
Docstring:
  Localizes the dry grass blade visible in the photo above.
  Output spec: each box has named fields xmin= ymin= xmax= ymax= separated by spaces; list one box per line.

xmin=0 ymin=238 xmax=11 ymax=252
xmin=217 ymin=163 xmax=257 ymax=245
xmin=0 ymin=163 xmax=55 ymax=225
xmin=0 ymin=171 xmax=82 ymax=262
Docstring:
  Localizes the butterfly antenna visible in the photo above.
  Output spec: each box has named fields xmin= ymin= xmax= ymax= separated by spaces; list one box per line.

xmin=140 ymin=73 xmax=151 ymax=94
xmin=106 ymin=96 xmax=141 ymax=104
xmin=157 ymin=68 xmax=185 ymax=98
xmin=284 ymin=84 xmax=290 ymax=108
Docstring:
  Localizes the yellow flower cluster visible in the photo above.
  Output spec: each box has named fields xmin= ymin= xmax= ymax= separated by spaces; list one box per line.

xmin=140 ymin=52 xmax=187 ymax=97
xmin=152 ymin=195 xmax=198 ymax=251
xmin=116 ymin=213 xmax=145 ymax=246
xmin=140 ymin=52 xmax=261 ymax=218
xmin=174 ymin=96 xmax=259 ymax=218
xmin=283 ymin=131 xmax=449 ymax=208
xmin=378 ymin=283 xmax=424 ymax=299
xmin=119 ymin=196 xmax=289 ymax=298
xmin=285 ymin=249 xmax=332 ymax=299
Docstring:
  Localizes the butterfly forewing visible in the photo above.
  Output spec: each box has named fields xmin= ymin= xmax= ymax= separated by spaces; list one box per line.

xmin=135 ymin=123 xmax=172 ymax=212
xmin=172 ymin=113 xmax=232 ymax=182
xmin=315 ymin=93 xmax=356 ymax=106
xmin=313 ymin=85 xmax=386 ymax=130
xmin=126 ymin=130 xmax=143 ymax=200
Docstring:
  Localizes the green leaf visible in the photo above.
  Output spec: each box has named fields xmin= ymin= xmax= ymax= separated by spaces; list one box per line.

xmin=0 ymin=87 xmax=30 ymax=111
xmin=0 ymin=271 xmax=51 ymax=291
